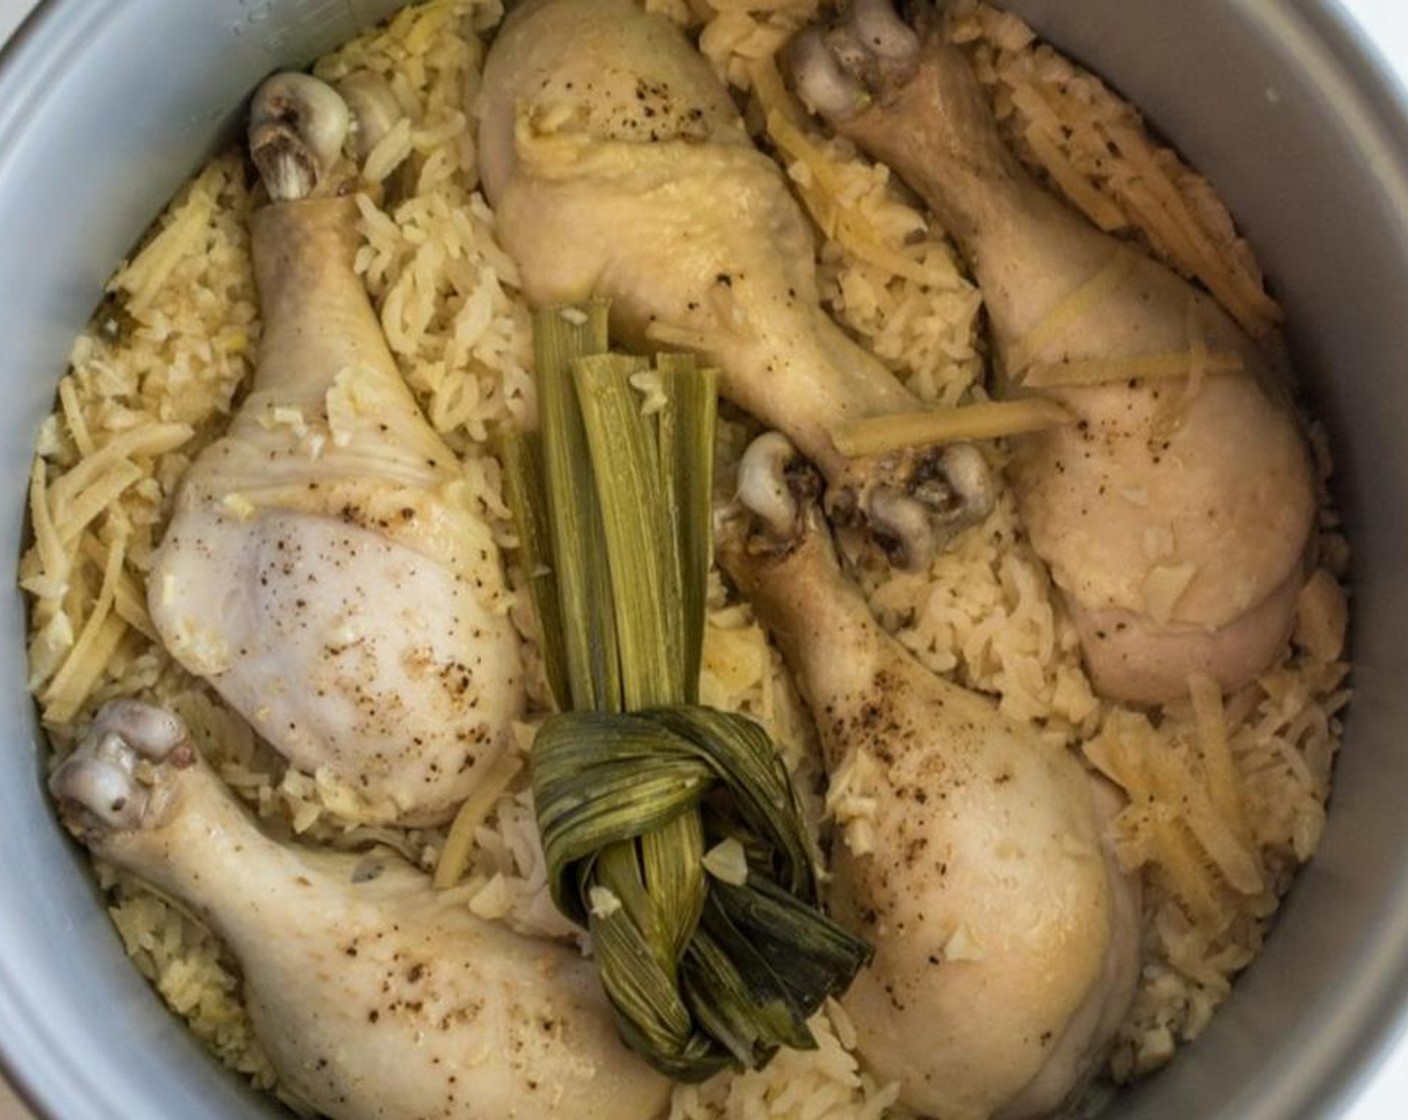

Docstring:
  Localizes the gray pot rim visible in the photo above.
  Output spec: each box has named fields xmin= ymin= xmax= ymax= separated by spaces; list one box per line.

xmin=2 ymin=2 xmax=1408 ymax=1119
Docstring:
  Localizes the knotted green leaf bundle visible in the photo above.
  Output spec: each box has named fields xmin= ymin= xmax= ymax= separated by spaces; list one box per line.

xmin=503 ymin=302 xmax=872 ymax=1080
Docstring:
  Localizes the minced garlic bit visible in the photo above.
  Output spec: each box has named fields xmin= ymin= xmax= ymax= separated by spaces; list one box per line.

xmin=168 ymin=616 xmax=233 ymax=676
xmin=588 ymin=884 xmax=624 ymax=918
xmin=1134 ymin=1024 xmax=1177 ymax=1075
xmin=1294 ymin=568 xmax=1348 ymax=664
xmin=469 ymin=873 xmax=514 ymax=920
xmin=942 ymin=922 xmax=986 ymax=962
xmin=825 ymin=746 xmax=883 ymax=857
xmin=628 ymin=369 xmax=668 ymax=416
xmin=259 ymin=404 xmax=309 ymax=435
xmin=1141 ymin=562 xmax=1198 ymax=627
xmin=327 ymin=366 xmax=381 ymax=449
xmin=221 ymin=492 xmax=257 ymax=521
xmin=702 ymin=837 xmax=749 ymax=886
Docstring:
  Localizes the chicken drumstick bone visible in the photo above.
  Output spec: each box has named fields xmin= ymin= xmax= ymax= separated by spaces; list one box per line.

xmin=722 ymin=433 xmax=1141 ymax=1120
xmin=789 ymin=0 xmax=1317 ymax=703
xmin=49 ymin=700 xmax=671 ymax=1120
xmin=149 ymin=74 xmax=523 ymax=824
xmin=477 ymin=0 xmax=994 ymax=569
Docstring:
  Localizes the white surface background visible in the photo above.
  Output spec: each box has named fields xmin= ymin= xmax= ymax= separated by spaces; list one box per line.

xmin=0 ymin=0 xmax=1407 ymax=1118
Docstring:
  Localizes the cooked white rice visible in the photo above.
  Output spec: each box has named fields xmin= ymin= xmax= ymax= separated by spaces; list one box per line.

xmin=20 ymin=0 xmax=1349 ymax=1115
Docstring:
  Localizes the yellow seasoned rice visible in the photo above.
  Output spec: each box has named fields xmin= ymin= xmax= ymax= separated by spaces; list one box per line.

xmin=20 ymin=0 xmax=1350 ymax=1115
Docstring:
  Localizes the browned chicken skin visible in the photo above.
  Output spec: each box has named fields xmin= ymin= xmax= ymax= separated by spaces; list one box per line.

xmin=788 ymin=0 xmax=1317 ymax=703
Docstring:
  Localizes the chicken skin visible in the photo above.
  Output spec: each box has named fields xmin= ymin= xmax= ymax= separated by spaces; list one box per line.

xmin=148 ymin=75 xmax=522 ymax=824
xmin=477 ymin=0 xmax=994 ymax=568
xmin=49 ymin=700 xmax=671 ymax=1120
xmin=788 ymin=0 xmax=1317 ymax=703
xmin=721 ymin=434 xmax=1141 ymax=1120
